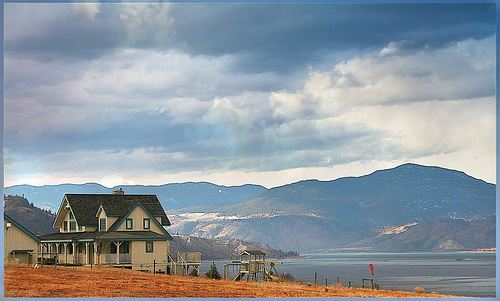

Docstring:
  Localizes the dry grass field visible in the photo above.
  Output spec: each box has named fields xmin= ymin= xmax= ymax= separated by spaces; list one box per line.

xmin=4 ymin=264 xmax=459 ymax=298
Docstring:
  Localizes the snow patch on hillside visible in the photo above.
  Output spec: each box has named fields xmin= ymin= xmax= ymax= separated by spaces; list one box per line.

xmin=169 ymin=212 xmax=283 ymax=224
xmin=377 ymin=222 xmax=418 ymax=235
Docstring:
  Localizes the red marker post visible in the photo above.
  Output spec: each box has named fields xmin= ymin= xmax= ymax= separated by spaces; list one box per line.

xmin=369 ymin=264 xmax=374 ymax=276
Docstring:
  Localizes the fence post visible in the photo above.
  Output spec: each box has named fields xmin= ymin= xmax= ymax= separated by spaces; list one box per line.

xmin=154 ymin=260 xmax=156 ymax=274
xmin=325 ymin=278 xmax=328 ymax=286
xmin=314 ymin=272 xmax=317 ymax=285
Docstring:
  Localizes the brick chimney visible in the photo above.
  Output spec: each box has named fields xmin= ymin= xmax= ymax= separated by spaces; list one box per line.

xmin=113 ymin=188 xmax=124 ymax=195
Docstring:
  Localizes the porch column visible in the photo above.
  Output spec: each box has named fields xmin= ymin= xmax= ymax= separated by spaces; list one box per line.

xmin=114 ymin=241 xmax=122 ymax=264
xmin=38 ymin=243 xmax=43 ymax=263
xmin=63 ymin=243 xmax=68 ymax=264
xmin=85 ymin=242 xmax=89 ymax=265
xmin=93 ymin=242 xmax=99 ymax=265
xmin=72 ymin=242 xmax=76 ymax=265
xmin=55 ymin=243 xmax=60 ymax=263
xmin=44 ymin=243 xmax=49 ymax=259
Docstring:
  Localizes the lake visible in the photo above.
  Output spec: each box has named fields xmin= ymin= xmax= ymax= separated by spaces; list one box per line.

xmin=200 ymin=252 xmax=496 ymax=298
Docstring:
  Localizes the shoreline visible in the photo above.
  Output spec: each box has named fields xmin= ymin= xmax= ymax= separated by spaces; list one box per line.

xmin=310 ymin=248 xmax=496 ymax=254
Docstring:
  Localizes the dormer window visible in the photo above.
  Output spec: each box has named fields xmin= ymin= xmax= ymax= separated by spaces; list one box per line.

xmin=69 ymin=220 xmax=76 ymax=231
xmin=99 ymin=218 xmax=106 ymax=231
xmin=63 ymin=221 xmax=68 ymax=232
xmin=126 ymin=218 xmax=133 ymax=230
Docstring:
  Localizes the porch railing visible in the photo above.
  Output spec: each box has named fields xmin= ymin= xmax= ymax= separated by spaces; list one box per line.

xmin=77 ymin=254 xmax=85 ymax=264
xmin=105 ymin=253 xmax=131 ymax=264
xmin=176 ymin=252 xmax=202 ymax=263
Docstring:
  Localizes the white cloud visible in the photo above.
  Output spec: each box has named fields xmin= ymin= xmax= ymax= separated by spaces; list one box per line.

xmin=332 ymin=36 xmax=495 ymax=106
xmin=151 ymin=97 xmax=212 ymax=125
xmin=5 ymin=49 xmax=238 ymax=138
xmin=337 ymin=97 xmax=495 ymax=179
xmin=268 ymin=36 xmax=494 ymax=128
xmin=257 ymin=36 xmax=495 ymax=181
xmin=343 ymin=98 xmax=495 ymax=154
xmin=101 ymin=175 xmax=136 ymax=188
xmin=4 ymin=29 xmax=495 ymax=187
xmin=73 ymin=3 xmax=100 ymax=22
xmin=119 ymin=3 xmax=174 ymax=46
xmin=379 ymin=40 xmax=416 ymax=57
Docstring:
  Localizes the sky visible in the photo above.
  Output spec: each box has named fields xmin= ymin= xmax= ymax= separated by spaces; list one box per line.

xmin=3 ymin=2 xmax=497 ymax=188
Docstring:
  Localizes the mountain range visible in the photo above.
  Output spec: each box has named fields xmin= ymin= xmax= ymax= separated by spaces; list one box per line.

xmin=167 ymin=164 xmax=495 ymax=252
xmin=4 ymin=182 xmax=266 ymax=213
xmin=4 ymin=163 xmax=496 ymax=252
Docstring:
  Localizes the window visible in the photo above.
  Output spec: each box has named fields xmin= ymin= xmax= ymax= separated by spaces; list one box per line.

xmin=146 ymin=241 xmax=153 ymax=253
xmin=63 ymin=221 xmax=68 ymax=232
xmin=78 ymin=225 xmax=82 ymax=231
xmin=99 ymin=218 xmax=106 ymax=231
xmin=68 ymin=244 xmax=73 ymax=254
xmin=69 ymin=220 xmax=76 ymax=231
xmin=143 ymin=218 xmax=150 ymax=230
xmin=126 ymin=218 xmax=133 ymax=230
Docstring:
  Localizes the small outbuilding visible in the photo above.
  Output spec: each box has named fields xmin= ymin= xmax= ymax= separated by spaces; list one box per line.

xmin=4 ymin=214 xmax=41 ymax=264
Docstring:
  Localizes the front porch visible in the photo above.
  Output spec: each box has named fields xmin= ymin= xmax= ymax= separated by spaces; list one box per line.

xmin=37 ymin=241 xmax=201 ymax=275
xmin=38 ymin=240 xmax=131 ymax=266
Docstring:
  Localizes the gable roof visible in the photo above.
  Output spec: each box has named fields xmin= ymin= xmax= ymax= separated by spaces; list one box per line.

xmin=241 ymin=250 xmax=266 ymax=256
xmin=107 ymin=201 xmax=171 ymax=237
xmin=4 ymin=214 xmax=41 ymax=243
xmin=58 ymin=194 xmax=170 ymax=227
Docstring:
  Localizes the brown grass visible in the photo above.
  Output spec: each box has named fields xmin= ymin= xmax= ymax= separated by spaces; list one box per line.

xmin=4 ymin=264 xmax=461 ymax=298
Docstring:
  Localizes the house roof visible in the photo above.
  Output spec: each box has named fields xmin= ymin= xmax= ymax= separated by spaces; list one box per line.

xmin=10 ymin=249 xmax=35 ymax=253
xmin=241 ymin=250 xmax=266 ymax=256
xmin=39 ymin=230 xmax=172 ymax=242
xmin=39 ymin=231 xmax=99 ymax=242
xmin=61 ymin=194 xmax=170 ymax=227
xmin=4 ymin=214 xmax=41 ymax=243
xmin=97 ymin=231 xmax=173 ymax=241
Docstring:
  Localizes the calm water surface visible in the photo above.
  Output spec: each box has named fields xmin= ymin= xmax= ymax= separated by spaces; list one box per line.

xmin=201 ymin=252 xmax=496 ymax=298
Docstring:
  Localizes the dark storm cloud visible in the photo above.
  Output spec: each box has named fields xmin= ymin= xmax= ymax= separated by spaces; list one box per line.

xmin=171 ymin=3 xmax=495 ymax=73
xmin=5 ymin=4 xmax=126 ymax=61
xmin=5 ymin=3 xmax=495 ymax=71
